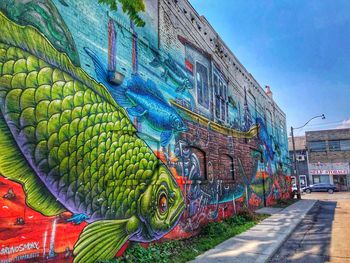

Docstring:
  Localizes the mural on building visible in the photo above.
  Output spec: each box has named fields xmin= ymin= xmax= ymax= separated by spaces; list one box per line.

xmin=0 ymin=0 xmax=291 ymax=262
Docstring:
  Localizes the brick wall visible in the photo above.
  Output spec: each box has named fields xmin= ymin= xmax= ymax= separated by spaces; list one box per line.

xmin=175 ymin=119 xmax=262 ymax=189
xmin=0 ymin=1 xmax=291 ymax=262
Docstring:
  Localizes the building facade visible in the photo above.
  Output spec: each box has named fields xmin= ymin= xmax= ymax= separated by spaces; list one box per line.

xmin=288 ymin=136 xmax=309 ymax=187
xmin=306 ymin=129 xmax=350 ymax=191
xmin=0 ymin=0 xmax=290 ymax=262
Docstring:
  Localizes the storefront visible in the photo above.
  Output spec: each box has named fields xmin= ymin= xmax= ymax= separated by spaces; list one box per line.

xmin=308 ymin=162 xmax=350 ymax=191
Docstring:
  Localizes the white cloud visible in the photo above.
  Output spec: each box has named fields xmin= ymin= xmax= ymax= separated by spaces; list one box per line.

xmin=336 ymin=119 xmax=350 ymax=129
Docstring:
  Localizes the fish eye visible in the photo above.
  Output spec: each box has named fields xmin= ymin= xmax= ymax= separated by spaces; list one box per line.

xmin=158 ymin=193 xmax=168 ymax=214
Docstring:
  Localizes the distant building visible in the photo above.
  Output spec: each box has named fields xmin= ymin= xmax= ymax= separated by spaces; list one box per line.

xmin=288 ymin=136 xmax=309 ymax=187
xmin=306 ymin=128 xmax=350 ymax=191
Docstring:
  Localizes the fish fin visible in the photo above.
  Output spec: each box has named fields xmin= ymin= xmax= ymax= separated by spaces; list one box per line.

xmin=127 ymin=106 xmax=147 ymax=117
xmin=73 ymin=217 xmax=139 ymax=263
xmin=0 ymin=116 xmax=65 ymax=216
xmin=115 ymin=90 xmax=134 ymax=108
xmin=145 ymin=78 xmax=168 ymax=104
xmin=160 ymin=130 xmax=173 ymax=147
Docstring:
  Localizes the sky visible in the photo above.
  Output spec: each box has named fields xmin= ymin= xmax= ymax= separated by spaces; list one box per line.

xmin=190 ymin=0 xmax=350 ymax=136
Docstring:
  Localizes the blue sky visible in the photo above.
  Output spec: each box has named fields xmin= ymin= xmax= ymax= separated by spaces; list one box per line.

xmin=190 ymin=0 xmax=350 ymax=136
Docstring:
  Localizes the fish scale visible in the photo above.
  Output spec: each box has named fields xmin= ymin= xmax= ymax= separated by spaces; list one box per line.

xmin=0 ymin=13 xmax=186 ymax=263
xmin=0 ymin=42 xmax=160 ymax=220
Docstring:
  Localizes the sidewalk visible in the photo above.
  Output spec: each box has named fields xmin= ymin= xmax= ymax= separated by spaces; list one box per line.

xmin=190 ymin=199 xmax=317 ymax=263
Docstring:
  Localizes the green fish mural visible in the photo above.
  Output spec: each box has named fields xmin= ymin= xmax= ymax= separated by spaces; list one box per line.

xmin=0 ymin=11 xmax=184 ymax=263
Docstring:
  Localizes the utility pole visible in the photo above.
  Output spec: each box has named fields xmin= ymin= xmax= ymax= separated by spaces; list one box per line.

xmin=290 ymin=114 xmax=325 ymax=200
xmin=291 ymin=126 xmax=301 ymax=199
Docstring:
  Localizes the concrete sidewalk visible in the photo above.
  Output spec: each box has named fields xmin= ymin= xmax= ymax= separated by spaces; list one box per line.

xmin=190 ymin=200 xmax=317 ymax=263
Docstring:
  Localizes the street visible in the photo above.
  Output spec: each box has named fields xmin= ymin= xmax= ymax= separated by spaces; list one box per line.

xmin=270 ymin=192 xmax=350 ymax=263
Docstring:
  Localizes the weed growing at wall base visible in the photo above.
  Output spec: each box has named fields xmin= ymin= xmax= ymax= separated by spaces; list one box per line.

xmin=99 ymin=212 xmax=269 ymax=263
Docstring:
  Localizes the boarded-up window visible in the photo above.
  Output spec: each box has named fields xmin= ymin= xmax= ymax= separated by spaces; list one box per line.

xmin=219 ymin=154 xmax=235 ymax=180
xmin=189 ymin=147 xmax=207 ymax=180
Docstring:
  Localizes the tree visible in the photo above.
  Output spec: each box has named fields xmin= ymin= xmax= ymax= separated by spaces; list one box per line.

xmin=98 ymin=0 xmax=145 ymax=27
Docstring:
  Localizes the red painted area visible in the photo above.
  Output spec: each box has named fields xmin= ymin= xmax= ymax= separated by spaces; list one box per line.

xmin=0 ymin=176 xmax=85 ymax=262
xmin=0 ymin=157 xmax=291 ymax=261
xmin=115 ymin=241 xmax=129 ymax=257
xmin=249 ymin=193 xmax=262 ymax=207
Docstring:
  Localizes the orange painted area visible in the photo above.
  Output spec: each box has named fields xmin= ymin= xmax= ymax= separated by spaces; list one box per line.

xmin=255 ymin=171 xmax=269 ymax=179
xmin=0 ymin=176 xmax=85 ymax=262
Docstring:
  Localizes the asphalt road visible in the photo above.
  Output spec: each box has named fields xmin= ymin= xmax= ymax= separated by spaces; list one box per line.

xmin=269 ymin=192 xmax=350 ymax=263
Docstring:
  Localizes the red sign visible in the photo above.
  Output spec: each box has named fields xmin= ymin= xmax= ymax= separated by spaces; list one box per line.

xmin=310 ymin=169 xmax=348 ymax=175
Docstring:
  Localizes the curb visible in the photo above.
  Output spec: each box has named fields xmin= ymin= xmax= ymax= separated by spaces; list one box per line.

xmin=263 ymin=200 xmax=318 ymax=262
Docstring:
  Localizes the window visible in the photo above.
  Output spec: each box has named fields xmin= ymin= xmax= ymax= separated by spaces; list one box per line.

xmin=340 ymin=140 xmax=350 ymax=151
xmin=309 ymin=141 xmax=326 ymax=152
xmin=214 ymin=74 xmax=220 ymax=118
xmin=279 ymin=122 xmax=284 ymax=144
xmin=247 ymin=92 xmax=257 ymax=120
xmin=329 ymin=140 xmax=341 ymax=151
xmin=266 ymin=109 xmax=273 ymax=136
xmin=196 ymin=62 xmax=209 ymax=108
xmin=214 ymin=71 xmax=228 ymax=122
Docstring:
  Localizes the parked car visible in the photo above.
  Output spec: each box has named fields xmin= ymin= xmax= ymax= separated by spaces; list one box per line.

xmin=303 ymin=183 xmax=338 ymax=194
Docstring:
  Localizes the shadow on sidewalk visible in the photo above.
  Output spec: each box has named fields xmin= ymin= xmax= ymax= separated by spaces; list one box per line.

xmin=190 ymin=200 xmax=317 ymax=263
xmin=270 ymin=200 xmax=336 ymax=263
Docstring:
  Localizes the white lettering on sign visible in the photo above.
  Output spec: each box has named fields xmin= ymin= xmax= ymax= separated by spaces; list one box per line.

xmin=0 ymin=242 xmax=39 ymax=256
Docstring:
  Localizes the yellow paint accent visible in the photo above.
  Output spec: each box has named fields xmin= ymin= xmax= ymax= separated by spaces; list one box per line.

xmin=170 ymin=100 xmax=259 ymax=138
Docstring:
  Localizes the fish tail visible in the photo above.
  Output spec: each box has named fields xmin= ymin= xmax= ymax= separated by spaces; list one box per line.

xmin=112 ymin=84 xmax=133 ymax=108
xmin=84 ymin=46 xmax=133 ymax=108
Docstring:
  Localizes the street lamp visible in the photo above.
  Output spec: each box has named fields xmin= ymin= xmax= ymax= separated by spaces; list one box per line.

xmin=291 ymin=114 xmax=325 ymax=199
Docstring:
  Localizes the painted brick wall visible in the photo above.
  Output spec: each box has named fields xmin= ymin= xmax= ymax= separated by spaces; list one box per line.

xmin=0 ymin=0 xmax=290 ymax=262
